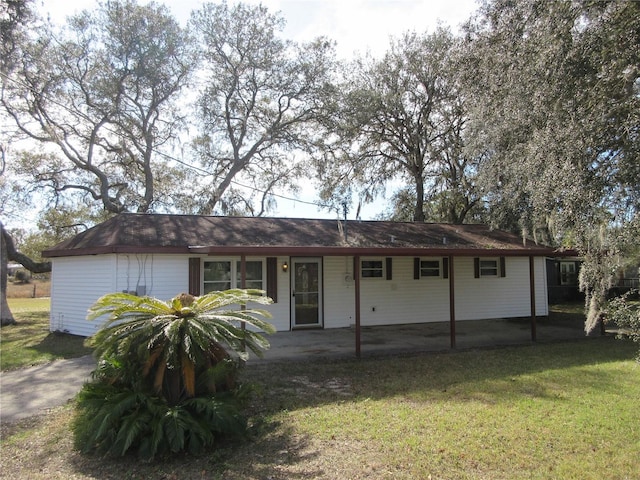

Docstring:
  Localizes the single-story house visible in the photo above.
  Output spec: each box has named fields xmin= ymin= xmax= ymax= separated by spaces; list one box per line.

xmin=42 ymin=213 xmax=573 ymax=356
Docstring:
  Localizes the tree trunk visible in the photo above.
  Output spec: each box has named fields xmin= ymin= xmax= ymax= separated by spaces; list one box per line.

xmin=1 ymin=222 xmax=52 ymax=327
xmin=413 ymin=171 xmax=426 ymax=222
xmin=1 ymin=222 xmax=16 ymax=326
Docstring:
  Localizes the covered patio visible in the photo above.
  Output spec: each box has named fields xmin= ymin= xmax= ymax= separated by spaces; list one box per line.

xmin=255 ymin=313 xmax=598 ymax=362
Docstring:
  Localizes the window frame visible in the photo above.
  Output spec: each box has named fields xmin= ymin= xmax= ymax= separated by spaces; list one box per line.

xmin=361 ymin=258 xmax=384 ymax=279
xmin=419 ymin=258 xmax=441 ymax=278
xmin=479 ymin=258 xmax=499 ymax=277
xmin=203 ymin=258 xmax=265 ymax=293
xmin=559 ymin=261 xmax=577 ymax=286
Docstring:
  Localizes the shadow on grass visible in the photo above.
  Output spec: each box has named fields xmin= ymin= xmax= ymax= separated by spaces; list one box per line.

xmin=67 ymin=416 xmax=322 ymax=480
xmin=242 ymin=336 xmax=637 ymax=413
xmin=63 ymin=337 xmax=637 ymax=479
xmin=1 ymin=310 xmax=92 ymax=370
xmin=33 ymin=331 xmax=93 ymax=359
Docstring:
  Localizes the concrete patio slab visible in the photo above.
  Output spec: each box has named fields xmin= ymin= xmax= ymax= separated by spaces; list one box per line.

xmin=0 ymin=316 xmax=597 ymax=423
xmin=259 ymin=316 xmax=595 ymax=362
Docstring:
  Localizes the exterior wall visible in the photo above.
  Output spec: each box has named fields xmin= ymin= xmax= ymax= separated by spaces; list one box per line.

xmin=454 ymin=256 xmax=548 ymax=321
xmin=323 ymin=256 xmax=356 ymax=328
xmin=51 ymin=254 xmax=292 ymax=336
xmin=51 ymin=253 xmax=550 ymax=336
xmin=114 ymin=254 xmax=188 ymax=300
xmin=50 ymin=255 xmax=117 ymax=337
xmin=358 ymin=257 xmax=450 ymax=326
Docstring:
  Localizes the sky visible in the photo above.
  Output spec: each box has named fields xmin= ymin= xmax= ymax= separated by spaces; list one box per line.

xmin=35 ymin=0 xmax=480 ymax=221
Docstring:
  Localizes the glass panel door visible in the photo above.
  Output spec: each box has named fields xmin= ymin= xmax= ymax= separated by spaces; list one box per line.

xmin=291 ymin=258 xmax=322 ymax=327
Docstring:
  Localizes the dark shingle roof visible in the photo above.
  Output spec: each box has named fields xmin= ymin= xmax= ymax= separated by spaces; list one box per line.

xmin=43 ymin=213 xmax=566 ymax=257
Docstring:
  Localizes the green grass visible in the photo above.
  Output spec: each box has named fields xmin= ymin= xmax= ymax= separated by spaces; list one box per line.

xmin=1 ymin=298 xmax=92 ymax=371
xmin=1 ymin=299 xmax=638 ymax=478
xmin=1 ymin=336 xmax=638 ymax=479
xmin=228 ymin=339 xmax=640 ymax=480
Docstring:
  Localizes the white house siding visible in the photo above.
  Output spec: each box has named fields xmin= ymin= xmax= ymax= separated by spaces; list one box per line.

xmin=114 ymin=254 xmax=292 ymax=332
xmin=114 ymin=254 xmax=188 ymax=300
xmin=51 ymin=253 xmax=549 ymax=336
xmin=358 ymin=257 xmax=451 ymax=326
xmin=50 ymin=255 xmax=117 ymax=337
xmin=535 ymin=256 xmax=549 ymax=316
xmin=323 ymin=256 xmax=356 ymax=328
xmin=265 ymin=256 xmax=290 ymax=331
xmin=454 ymin=256 xmax=548 ymax=321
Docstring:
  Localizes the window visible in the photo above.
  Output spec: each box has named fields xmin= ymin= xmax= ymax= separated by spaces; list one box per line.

xmin=236 ymin=260 xmax=263 ymax=290
xmin=479 ymin=259 xmax=499 ymax=277
xmin=474 ymin=257 xmax=506 ymax=278
xmin=559 ymin=262 xmax=577 ymax=285
xmin=361 ymin=259 xmax=383 ymax=278
xmin=420 ymin=259 xmax=441 ymax=277
xmin=204 ymin=261 xmax=231 ymax=292
xmin=203 ymin=260 xmax=263 ymax=293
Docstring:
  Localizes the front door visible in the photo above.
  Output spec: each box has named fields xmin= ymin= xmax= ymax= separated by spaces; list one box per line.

xmin=291 ymin=257 xmax=323 ymax=328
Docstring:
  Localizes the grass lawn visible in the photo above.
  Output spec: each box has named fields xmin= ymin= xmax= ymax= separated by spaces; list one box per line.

xmin=1 ymin=337 xmax=638 ymax=479
xmin=1 ymin=298 xmax=92 ymax=371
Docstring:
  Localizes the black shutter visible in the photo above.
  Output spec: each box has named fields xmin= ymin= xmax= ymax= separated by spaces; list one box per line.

xmin=414 ymin=258 xmax=420 ymax=279
xmin=266 ymin=257 xmax=278 ymax=303
xmin=474 ymin=258 xmax=480 ymax=278
xmin=386 ymin=257 xmax=392 ymax=280
xmin=442 ymin=257 xmax=449 ymax=279
xmin=500 ymin=257 xmax=506 ymax=277
xmin=188 ymin=258 xmax=201 ymax=296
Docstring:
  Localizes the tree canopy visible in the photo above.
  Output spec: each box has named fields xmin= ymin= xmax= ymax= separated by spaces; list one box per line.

xmin=189 ymin=1 xmax=337 ymax=216
xmin=315 ymin=28 xmax=480 ymax=223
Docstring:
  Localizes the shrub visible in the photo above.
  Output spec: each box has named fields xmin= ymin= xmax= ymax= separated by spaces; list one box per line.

xmin=73 ymin=290 xmax=275 ymax=459
xmin=13 ymin=269 xmax=30 ymax=284
xmin=606 ymin=290 xmax=640 ymax=361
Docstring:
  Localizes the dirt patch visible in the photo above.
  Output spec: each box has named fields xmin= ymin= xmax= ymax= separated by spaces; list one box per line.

xmin=290 ymin=375 xmax=353 ymax=397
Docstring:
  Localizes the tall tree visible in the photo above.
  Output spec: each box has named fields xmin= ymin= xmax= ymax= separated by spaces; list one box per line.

xmin=316 ymin=28 xmax=476 ymax=223
xmin=464 ymin=0 xmax=640 ymax=329
xmin=1 ymin=0 xmax=33 ymax=326
xmin=190 ymin=1 xmax=337 ymax=216
xmin=1 ymin=0 xmax=192 ymax=325
xmin=1 ymin=0 xmax=193 ymax=214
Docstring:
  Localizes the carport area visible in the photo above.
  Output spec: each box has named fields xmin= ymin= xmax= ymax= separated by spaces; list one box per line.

xmin=256 ymin=314 xmax=599 ymax=362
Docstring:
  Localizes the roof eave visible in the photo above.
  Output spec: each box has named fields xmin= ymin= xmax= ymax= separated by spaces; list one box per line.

xmin=43 ymin=244 xmax=574 ymax=258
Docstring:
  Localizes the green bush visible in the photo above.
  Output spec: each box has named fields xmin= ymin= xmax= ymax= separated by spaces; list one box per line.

xmin=73 ymin=290 xmax=275 ymax=459
xmin=606 ymin=290 xmax=640 ymax=360
xmin=73 ymin=380 xmax=250 ymax=459
xmin=13 ymin=269 xmax=31 ymax=283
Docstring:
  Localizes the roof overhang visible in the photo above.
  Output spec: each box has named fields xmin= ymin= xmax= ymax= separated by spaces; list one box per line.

xmin=44 ymin=244 xmax=575 ymax=258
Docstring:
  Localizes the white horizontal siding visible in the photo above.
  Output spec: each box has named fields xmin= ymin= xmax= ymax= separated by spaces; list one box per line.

xmin=323 ymin=256 xmax=356 ymax=328
xmin=266 ymin=256 xmax=290 ymax=332
xmin=114 ymin=254 xmax=188 ymax=300
xmin=535 ymin=257 xmax=549 ymax=316
xmin=52 ymin=253 xmax=550 ymax=336
xmin=454 ymin=256 xmax=547 ymax=321
xmin=50 ymin=255 xmax=116 ymax=337
xmin=358 ymin=257 xmax=450 ymax=326
xmin=116 ymin=254 xmax=292 ymax=332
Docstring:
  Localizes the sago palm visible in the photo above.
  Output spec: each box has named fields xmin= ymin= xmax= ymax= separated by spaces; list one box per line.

xmin=87 ymin=289 xmax=275 ymax=405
